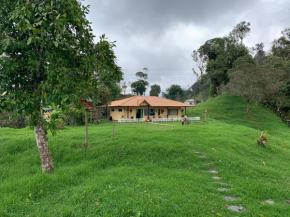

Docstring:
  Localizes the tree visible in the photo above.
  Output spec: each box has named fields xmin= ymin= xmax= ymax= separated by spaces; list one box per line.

xmin=253 ymin=43 xmax=266 ymax=65
xmin=259 ymin=56 xmax=290 ymax=111
xmin=162 ymin=85 xmax=185 ymax=101
xmin=224 ymin=55 xmax=260 ymax=114
xmin=131 ymin=80 xmax=149 ymax=95
xmin=272 ymin=28 xmax=290 ymax=61
xmin=230 ymin=21 xmax=251 ymax=45
xmin=94 ymin=34 xmax=123 ymax=101
xmin=0 ymin=0 xmax=97 ymax=173
xmin=131 ymin=69 xmax=149 ymax=95
xmin=150 ymin=84 xmax=161 ymax=96
xmin=192 ymin=49 xmax=207 ymax=102
xmin=199 ymin=37 xmax=249 ymax=96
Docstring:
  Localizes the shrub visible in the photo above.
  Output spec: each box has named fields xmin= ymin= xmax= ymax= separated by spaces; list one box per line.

xmin=0 ymin=112 xmax=27 ymax=128
xmin=257 ymin=130 xmax=268 ymax=147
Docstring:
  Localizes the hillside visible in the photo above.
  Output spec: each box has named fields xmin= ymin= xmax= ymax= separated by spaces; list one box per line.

xmin=187 ymin=94 xmax=289 ymax=137
xmin=0 ymin=95 xmax=290 ymax=216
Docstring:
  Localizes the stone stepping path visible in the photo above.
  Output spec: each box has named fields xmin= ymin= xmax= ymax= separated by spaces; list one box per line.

xmin=212 ymin=176 xmax=223 ymax=180
xmin=194 ymin=150 xmax=247 ymax=212
xmin=223 ymin=196 xmax=240 ymax=201
xmin=227 ymin=205 xmax=246 ymax=212
xmin=263 ymin=200 xmax=274 ymax=205
xmin=217 ymin=187 xmax=231 ymax=192
xmin=214 ymin=182 xmax=228 ymax=186
xmin=195 ymin=150 xmax=247 ymax=213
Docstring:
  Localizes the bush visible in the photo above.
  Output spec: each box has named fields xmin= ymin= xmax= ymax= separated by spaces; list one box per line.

xmin=0 ymin=112 xmax=27 ymax=128
xmin=63 ymin=108 xmax=85 ymax=126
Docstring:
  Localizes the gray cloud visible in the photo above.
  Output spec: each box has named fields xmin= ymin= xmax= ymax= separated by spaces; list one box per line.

xmin=83 ymin=0 xmax=290 ymax=95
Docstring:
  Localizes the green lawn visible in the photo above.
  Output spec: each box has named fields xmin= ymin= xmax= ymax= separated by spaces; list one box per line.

xmin=1 ymin=95 xmax=290 ymax=216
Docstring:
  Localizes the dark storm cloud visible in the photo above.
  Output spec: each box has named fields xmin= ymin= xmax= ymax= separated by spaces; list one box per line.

xmin=85 ymin=0 xmax=253 ymax=36
xmin=83 ymin=0 xmax=290 ymax=94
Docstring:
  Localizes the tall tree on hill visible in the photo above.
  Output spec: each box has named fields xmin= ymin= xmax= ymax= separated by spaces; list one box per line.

xmin=150 ymin=84 xmax=161 ymax=96
xmin=131 ymin=68 xmax=149 ymax=95
xmin=0 ymin=0 xmax=121 ymax=173
xmin=224 ymin=55 xmax=260 ymax=114
xmin=272 ymin=28 xmax=290 ymax=61
xmin=199 ymin=37 xmax=249 ymax=96
xmin=192 ymin=49 xmax=207 ymax=102
xmin=230 ymin=21 xmax=251 ymax=45
xmin=259 ymin=56 xmax=290 ymax=111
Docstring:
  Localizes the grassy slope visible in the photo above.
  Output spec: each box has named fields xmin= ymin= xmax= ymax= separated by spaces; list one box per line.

xmin=0 ymin=95 xmax=290 ymax=216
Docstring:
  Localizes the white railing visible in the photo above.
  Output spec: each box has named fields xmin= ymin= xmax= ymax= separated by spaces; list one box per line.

xmin=152 ymin=117 xmax=200 ymax=122
xmin=118 ymin=118 xmax=145 ymax=123
xmin=188 ymin=117 xmax=200 ymax=121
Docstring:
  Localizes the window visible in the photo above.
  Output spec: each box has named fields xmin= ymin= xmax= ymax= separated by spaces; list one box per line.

xmin=118 ymin=109 xmax=122 ymax=112
xmin=158 ymin=109 xmax=161 ymax=115
xmin=144 ymin=109 xmax=155 ymax=116
xmin=111 ymin=109 xmax=115 ymax=112
xmin=168 ymin=109 xmax=178 ymax=115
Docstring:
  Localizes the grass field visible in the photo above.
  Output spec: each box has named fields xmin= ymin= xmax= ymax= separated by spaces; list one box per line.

xmin=1 ymin=95 xmax=290 ymax=216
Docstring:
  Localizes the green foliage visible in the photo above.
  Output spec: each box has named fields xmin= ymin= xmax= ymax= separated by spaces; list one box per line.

xmin=199 ymin=37 xmax=249 ymax=95
xmin=63 ymin=107 xmax=85 ymax=126
xmin=94 ymin=34 xmax=123 ymax=102
xmin=257 ymin=130 xmax=268 ymax=147
xmin=149 ymin=84 xmax=161 ymax=96
xmin=135 ymin=71 xmax=148 ymax=80
xmin=272 ymin=28 xmax=290 ymax=61
xmin=131 ymin=80 xmax=149 ymax=96
xmin=253 ymin=43 xmax=266 ymax=65
xmin=162 ymin=85 xmax=185 ymax=101
xmin=131 ymin=69 xmax=149 ymax=96
xmin=0 ymin=112 xmax=27 ymax=128
xmin=0 ymin=0 xmax=97 ymax=128
xmin=229 ymin=21 xmax=251 ymax=44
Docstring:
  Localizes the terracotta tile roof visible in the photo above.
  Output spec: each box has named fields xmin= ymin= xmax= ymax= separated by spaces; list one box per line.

xmin=109 ymin=96 xmax=195 ymax=107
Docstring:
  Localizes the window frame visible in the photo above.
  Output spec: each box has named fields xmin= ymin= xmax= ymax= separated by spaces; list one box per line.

xmin=168 ymin=109 xmax=178 ymax=115
xmin=144 ymin=109 xmax=155 ymax=116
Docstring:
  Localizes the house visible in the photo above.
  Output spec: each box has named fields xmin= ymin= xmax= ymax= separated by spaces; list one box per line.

xmin=184 ymin=99 xmax=195 ymax=105
xmin=108 ymin=96 xmax=195 ymax=121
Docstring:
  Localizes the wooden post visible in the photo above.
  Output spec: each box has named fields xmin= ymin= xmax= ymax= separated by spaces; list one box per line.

xmin=84 ymin=109 xmax=88 ymax=147
xmin=204 ymin=109 xmax=208 ymax=122
xmin=185 ymin=107 xmax=187 ymax=115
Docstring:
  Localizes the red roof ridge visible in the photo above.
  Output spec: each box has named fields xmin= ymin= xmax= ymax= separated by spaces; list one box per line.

xmin=119 ymin=96 xmax=138 ymax=106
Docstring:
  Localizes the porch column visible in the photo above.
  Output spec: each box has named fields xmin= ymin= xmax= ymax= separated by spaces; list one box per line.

xmin=147 ymin=104 xmax=149 ymax=120
xmin=167 ymin=107 xmax=169 ymax=118
xmin=185 ymin=107 xmax=187 ymax=115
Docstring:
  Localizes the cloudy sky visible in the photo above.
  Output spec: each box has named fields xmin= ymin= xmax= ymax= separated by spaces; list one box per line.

xmin=83 ymin=0 xmax=290 ymax=95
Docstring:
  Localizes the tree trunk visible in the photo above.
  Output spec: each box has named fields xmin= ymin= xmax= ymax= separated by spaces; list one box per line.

xmin=34 ymin=117 xmax=54 ymax=173
xmin=201 ymin=79 xmax=204 ymax=103
xmin=246 ymin=98 xmax=250 ymax=114
xmin=84 ymin=109 xmax=88 ymax=147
